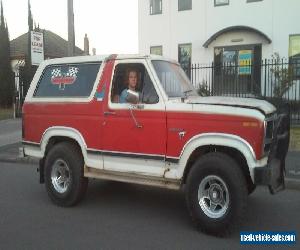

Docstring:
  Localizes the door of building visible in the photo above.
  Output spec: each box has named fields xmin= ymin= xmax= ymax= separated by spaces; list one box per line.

xmin=213 ymin=44 xmax=261 ymax=96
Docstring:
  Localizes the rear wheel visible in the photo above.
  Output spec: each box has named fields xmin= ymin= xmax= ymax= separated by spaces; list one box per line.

xmin=186 ymin=152 xmax=248 ymax=236
xmin=44 ymin=142 xmax=88 ymax=206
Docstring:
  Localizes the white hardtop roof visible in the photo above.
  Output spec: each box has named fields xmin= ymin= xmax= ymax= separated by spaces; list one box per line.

xmin=41 ymin=54 xmax=178 ymax=67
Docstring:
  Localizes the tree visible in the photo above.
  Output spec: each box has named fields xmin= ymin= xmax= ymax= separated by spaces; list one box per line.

xmin=270 ymin=53 xmax=295 ymax=98
xmin=21 ymin=0 xmax=36 ymax=100
xmin=0 ymin=1 xmax=14 ymax=107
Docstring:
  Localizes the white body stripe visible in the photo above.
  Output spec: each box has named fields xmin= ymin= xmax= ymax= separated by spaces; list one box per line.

xmin=103 ymin=156 xmax=166 ymax=178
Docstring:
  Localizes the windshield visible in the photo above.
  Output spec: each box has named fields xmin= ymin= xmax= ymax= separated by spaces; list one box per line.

xmin=152 ymin=60 xmax=198 ymax=98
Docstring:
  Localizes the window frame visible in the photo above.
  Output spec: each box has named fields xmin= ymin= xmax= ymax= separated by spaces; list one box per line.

xmin=289 ymin=34 xmax=300 ymax=58
xmin=32 ymin=62 xmax=102 ymax=101
xmin=150 ymin=46 xmax=163 ymax=56
xmin=150 ymin=0 xmax=162 ymax=15
xmin=151 ymin=60 xmax=197 ymax=98
xmin=108 ymin=60 xmax=163 ymax=110
xmin=289 ymin=34 xmax=300 ymax=80
xmin=214 ymin=0 xmax=229 ymax=7
xmin=246 ymin=0 xmax=263 ymax=3
xmin=178 ymin=0 xmax=192 ymax=11
xmin=178 ymin=43 xmax=192 ymax=78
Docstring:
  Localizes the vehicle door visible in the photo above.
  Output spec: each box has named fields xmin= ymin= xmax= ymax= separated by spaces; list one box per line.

xmin=101 ymin=59 xmax=167 ymax=177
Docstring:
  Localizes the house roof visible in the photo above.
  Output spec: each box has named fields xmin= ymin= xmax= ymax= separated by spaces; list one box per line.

xmin=10 ymin=30 xmax=84 ymax=59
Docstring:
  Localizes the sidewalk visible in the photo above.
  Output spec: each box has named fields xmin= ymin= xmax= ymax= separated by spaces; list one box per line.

xmin=0 ymin=118 xmax=21 ymax=147
xmin=0 ymin=142 xmax=38 ymax=164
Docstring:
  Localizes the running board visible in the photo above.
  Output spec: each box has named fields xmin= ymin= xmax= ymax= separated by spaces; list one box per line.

xmin=84 ymin=167 xmax=181 ymax=190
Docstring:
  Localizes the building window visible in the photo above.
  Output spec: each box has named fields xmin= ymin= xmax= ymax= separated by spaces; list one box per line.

xmin=178 ymin=43 xmax=192 ymax=78
xmin=214 ymin=0 xmax=229 ymax=6
xmin=289 ymin=34 xmax=300 ymax=79
xmin=247 ymin=0 xmax=263 ymax=2
xmin=150 ymin=0 xmax=162 ymax=15
xmin=150 ymin=46 xmax=163 ymax=56
xmin=178 ymin=0 xmax=192 ymax=11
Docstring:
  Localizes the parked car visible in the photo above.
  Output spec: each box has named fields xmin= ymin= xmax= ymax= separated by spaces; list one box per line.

xmin=22 ymin=54 xmax=289 ymax=236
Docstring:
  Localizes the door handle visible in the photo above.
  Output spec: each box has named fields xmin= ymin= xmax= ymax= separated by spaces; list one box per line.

xmin=104 ymin=111 xmax=116 ymax=116
xmin=129 ymin=107 xmax=143 ymax=129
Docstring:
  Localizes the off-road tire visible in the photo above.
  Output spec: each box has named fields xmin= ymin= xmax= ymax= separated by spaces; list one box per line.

xmin=186 ymin=152 xmax=248 ymax=236
xmin=44 ymin=142 xmax=88 ymax=206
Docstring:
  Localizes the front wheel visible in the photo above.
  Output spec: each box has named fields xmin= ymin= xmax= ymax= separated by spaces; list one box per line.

xmin=186 ymin=152 xmax=248 ymax=236
xmin=44 ymin=142 xmax=88 ymax=207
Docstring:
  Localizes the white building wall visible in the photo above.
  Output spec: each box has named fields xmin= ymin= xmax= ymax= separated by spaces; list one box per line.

xmin=139 ymin=0 xmax=300 ymax=63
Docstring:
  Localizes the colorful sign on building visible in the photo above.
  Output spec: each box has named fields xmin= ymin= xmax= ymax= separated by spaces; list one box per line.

xmin=238 ymin=50 xmax=252 ymax=75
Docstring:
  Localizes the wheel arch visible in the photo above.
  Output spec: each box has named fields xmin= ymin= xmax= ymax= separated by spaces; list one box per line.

xmin=41 ymin=126 xmax=87 ymax=162
xmin=177 ymin=133 xmax=258 ymax=189
xmin=182 ymin=145 xmax=255 ymax=193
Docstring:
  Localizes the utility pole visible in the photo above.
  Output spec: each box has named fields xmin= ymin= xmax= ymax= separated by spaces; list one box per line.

xmin=67 ymin=0 xmax=75 ymax=57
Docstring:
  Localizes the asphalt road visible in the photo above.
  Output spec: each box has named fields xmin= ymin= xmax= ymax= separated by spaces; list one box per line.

xmin=0 ymin=162 xmax=299 ymax=250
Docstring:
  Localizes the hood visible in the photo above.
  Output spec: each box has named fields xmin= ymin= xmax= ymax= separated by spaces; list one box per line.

xmin=187 ymin=96 xmax=276 ymax=115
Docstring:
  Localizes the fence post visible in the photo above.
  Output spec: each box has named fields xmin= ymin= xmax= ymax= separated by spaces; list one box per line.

xmin=263 ymin=59 xmax=266 ymax=97
xmin=211 ymin=62 xmax=214 ymax=95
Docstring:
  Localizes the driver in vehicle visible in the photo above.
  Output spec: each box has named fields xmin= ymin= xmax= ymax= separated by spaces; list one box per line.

xmin=119 ymin=68 xmax=140 ymax=104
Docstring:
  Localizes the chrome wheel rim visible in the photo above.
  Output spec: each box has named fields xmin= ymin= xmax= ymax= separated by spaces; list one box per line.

xmin=51 ymin=159 xmax=71 ymax=194
xmin=198 ymin=175 xmax=229 ymax=219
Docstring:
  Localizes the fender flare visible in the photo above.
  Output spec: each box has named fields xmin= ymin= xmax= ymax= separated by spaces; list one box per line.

xmin=40 ymin=126 xmax=88 ymax=161
xmin=173 ymin=133 xmax=264 ymax=181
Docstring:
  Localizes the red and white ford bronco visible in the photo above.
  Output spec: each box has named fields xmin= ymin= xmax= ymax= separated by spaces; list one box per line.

xmin=22 ymin=54 xmax=289 ymax=236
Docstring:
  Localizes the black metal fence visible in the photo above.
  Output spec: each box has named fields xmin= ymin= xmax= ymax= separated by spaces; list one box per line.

xmin=184 ymin=58 xmax=300 ymax=124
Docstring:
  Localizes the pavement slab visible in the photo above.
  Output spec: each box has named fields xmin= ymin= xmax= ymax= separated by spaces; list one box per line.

xmin=0 ymin=119 xmax=21 ymax=147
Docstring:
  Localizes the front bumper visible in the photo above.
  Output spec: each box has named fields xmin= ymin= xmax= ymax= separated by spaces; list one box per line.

xmin=254 ymin=109 xmax=290 ymax=194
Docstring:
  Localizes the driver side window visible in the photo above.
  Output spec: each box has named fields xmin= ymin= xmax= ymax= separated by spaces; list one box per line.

xmin=111 ymin=63 xmax=159 ymax=104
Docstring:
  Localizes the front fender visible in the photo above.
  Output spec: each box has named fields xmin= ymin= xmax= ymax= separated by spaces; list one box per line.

xmin=166 ymin=133 xmax=266 ymax=182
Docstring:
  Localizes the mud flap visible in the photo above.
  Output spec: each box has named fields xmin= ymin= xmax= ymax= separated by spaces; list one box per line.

xmin=268 ymin=158 xmax=285 ymax=194
xmin=38 ymin=158 xmax=45 ymax=184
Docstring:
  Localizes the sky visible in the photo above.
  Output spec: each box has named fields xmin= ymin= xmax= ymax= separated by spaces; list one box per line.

xmin=1 ymin=0 xmax=139 ymax=55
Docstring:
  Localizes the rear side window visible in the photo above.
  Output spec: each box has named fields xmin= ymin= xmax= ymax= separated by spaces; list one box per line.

xmin=34 ymin=63 xmax=101 ymax=97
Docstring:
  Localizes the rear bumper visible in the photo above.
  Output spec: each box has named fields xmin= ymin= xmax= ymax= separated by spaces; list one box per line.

xmin=254 ymin=109 xmax=290 ymax=194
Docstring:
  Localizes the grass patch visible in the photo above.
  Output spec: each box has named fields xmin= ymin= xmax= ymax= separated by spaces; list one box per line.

xmin=0 ymin=108 xmax=14 ymax=121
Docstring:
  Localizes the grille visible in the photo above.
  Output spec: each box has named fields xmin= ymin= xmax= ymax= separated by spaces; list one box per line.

xmin=265 ymin=120 xmax=274 ymax=140
xmin=264 ymin=115 xmax=276 ymax=154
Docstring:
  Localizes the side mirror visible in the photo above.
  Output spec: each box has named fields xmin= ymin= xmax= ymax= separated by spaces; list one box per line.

xmin=126 ymin=90 xmax=139 ymax=104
